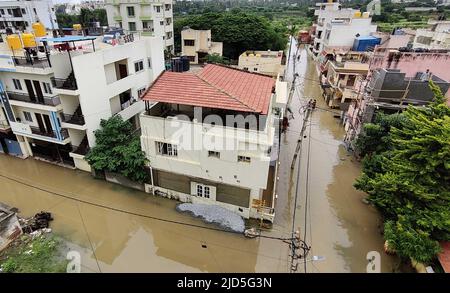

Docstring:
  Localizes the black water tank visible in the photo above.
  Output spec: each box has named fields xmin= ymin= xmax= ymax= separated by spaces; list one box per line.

xmin=180 ymin=56 xmax=190 ymax=72
xmin=171 ymin=57 xmax=183 ymax=72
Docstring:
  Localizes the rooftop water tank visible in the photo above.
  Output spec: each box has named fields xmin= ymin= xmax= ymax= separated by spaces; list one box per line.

xmin=6 ymin=34 xmax=22 ymax=50
xmin=73 ymin=24 xmax=82 ymax=31
xmin=32 ymin=22 xmax=46 ymax=37
xmin=255 ymin=53 xmax=261 ymax=57
xmin=249 ymin=53 xmax=255 ymax=57
xmin=354 ymin=11 xmax=362 ymax=18
xmin=22 ymin=33 xmax=36 ymax=48
xmin=362 ymin=12 xmax=370 ymax=18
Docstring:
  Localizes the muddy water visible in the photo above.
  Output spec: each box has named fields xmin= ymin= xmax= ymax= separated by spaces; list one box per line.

xmin=0 ymin=154 xmax=291 ymax=272
xmin=276 ymin=41 xmax=401 ymax=272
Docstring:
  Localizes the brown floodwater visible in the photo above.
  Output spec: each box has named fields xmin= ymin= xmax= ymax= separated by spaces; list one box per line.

xmin=0 ymin=42 xmax=401 ymax=272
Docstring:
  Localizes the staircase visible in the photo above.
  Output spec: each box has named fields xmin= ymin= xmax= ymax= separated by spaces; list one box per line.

xmin=63 ymin=71 xmax=77 ymax=90
xmin=73 ymin=135 xmax=89 ymax=156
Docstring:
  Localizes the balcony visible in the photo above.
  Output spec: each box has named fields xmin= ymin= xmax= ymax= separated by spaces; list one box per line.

xmin=51 ymin=76 xmax=78 ymax=91
xmin=7 ymin=91 xmax=61 ymax=106
xmin=140 ymin=15 xmax=152 ymax=21
xmin=60 ymin=113 xmax=85 ymax=126
xmin=113 ymin=15 xmax=122 ymax=21
xmin=12 ymin=56 xmax=51 ymax=69
xmin=30 ymin=126 xmax=69 ymax=140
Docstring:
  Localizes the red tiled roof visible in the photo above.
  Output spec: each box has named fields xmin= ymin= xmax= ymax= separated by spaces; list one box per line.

xmin=438 ymin=242 xmax=450 ymax=273
xmin=142 ymin=64 xmax=275 ymax=114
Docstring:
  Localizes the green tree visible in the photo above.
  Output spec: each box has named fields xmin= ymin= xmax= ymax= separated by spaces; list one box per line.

xmin=206 ymin=53 xmax=230 ymax=65
xmin=174 ymin=11 xmax=287 ymax=59
xmin=85 ymin=116 xmax=149 ymax=183
xmin=354 ymin=82 xmax=450 ymax=263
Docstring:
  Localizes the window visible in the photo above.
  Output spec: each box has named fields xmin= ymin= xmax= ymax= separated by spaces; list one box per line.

xmin=165 ymin=4 xmax=171 ymax=11
xmin=147 ymin=57 xmax=152 ymax=68
xmin=128 ymin=22 xmax=136 ymax=32
xmin=187 ymin=56 xmax=195 ymax=62
xmin=42 ymin=82 xmax=52 ymax=94
xmin=33 ymin=8 xmax=36 ymax=14
xmin=137 ymin=87 xmax=146 ymax=97
xmin=13 ymin=79 xmax=22 ymax=90
xmin=23 ymin=111 xmax=33 ymax=122
xmin=21 ymin=8 xmax=26 ymax=14
xmin=159 ymin=21 xmax=164 ymax=26
xmin=156 ymin=142 xmax=178 ymax=156
xmin=184 ymin=39 xmax=195 ymax=46
xmin=166 ymin=32 xmax=172 ymax=39
xmin=127 ymin=7 xmax=135 ymax=17
xmin=208 ymin=151 xmax=220 ymax=158
xmin=253 ymin=67 xmax=258 ymax=71
xmin=142 ymin=21 xmax=149 ymax=29
xmin=0 ymin=9 xmax=4 ymax=15
xmin=195 ymin=183 xmax=211 ymax=199
xmin=238 ymin=156 xmax=251 ymax=163
xmin=243 ymin=67 xmax=248 ymax=71
xmin=7 ymin=9 xmax=12 ymax=15
xmin=134 ymin=60 xmax=144 ymax=73
xmin=165 ymin=18 xmax=171 ymax=25
xmin=155 ymin=6 xmax=161 ymax=13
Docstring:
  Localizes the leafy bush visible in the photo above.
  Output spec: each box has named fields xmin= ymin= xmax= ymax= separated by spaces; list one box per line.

xmin=85 ymin=116 xmax=149 ymax=183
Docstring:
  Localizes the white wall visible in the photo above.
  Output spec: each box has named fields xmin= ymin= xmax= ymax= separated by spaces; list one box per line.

xmin=70 ymin=37 xmax=165 ymax=147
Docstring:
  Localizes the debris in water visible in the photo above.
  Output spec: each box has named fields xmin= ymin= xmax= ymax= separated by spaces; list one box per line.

xmin=244 ymin=228 xmax=259 ymax=238
xmin=176 ymin=203 xmax=245 ymax=233
xmin=20 ymin=211 xmax=54 ymax=233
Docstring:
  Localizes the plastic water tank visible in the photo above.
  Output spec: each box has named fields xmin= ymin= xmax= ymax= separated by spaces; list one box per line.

xmin=6 ymin=35 xmax=22 ymax=50
xmin=354 ymin=11 xmax=362 ymax=18
xmin=32 ymin=22 xmax=46 ymax=37
xmin=73 ymin=24 xmax=82 ymax=31
xmin=22 ymin=33 xmax=36 ymax=48
xmin=362 ymin=12 xmax=370 ymax=18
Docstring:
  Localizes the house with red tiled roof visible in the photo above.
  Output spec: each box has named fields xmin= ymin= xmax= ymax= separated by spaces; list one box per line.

xmin=139 ymin=64 xmax=288 ymax=222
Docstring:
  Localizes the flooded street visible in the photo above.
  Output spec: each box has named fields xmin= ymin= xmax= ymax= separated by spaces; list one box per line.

xmin=276 ymin=39 xmax=400 ymax=272
xmin=0 ymin=39 xmax=399 ymax=273
xmin=0 ymin=155 xmax=292 ymax=272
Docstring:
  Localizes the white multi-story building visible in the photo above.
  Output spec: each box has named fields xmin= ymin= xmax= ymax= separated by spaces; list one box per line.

xmin=311 ymin=1 xmax=358 ymax=57
xmin=0 ymin=33 xmax=165 ymax=171
xmin=321 ymin=14 xmax=377 ymax=51
xmin=105 ymin=0 xmax=174 ymax=53
xmin=0 ymin=0 xmax=58 ymax=33
xmin=413 ymin=20 xmax=450 ymax=50
xmin=139 ymin=64 xmax=288 ymax=221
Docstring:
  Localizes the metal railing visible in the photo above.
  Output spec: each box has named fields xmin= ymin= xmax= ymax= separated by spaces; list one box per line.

xmin=7 ymin=91 xmax=61 ymax=106
xmin=51 ymin=77 xmax=78 ymax=91
xmin=12 ymin=56 xmax=51 ymax=69
xmin=61 ymin=113 xmax=85 ymax=125
xmin=30 ymin=126 xmax=69 ymax=140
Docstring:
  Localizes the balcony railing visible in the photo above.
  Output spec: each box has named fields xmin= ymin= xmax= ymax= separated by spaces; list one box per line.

xmin=30 ymin=126 xmax=69 ymax=140
xmin=51 ymin=77 xmax=78 ymax=91
xmin=61 ymin=113 xmax=85 ymax=125
xmin=71 ymin=144 xmax=90 ymax=156
xmin=12 ymin=56 xmax=51 ymax=69
xmin=7 ymin=91 xmax=61 ymax=106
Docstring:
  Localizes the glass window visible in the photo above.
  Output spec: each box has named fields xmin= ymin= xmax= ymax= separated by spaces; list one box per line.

xmin=134 ymin=60 xmax=144 ymax=73
xmin=147 ymin=57 xmax=152 ymax=68
xmin=196 ymin=184 xmax=203 ymax=197
xmin=184 ymin=40 xmax=195 ymax=46
xmin=127 ymin=7 xmax=135 ymax=17
xmin=208 ymin=151 xmax=220 ymax=158
xmin=23 ymin=111 xmax=33 ymax=122
xmin=128 ymin=22 xmax=136 ymax=32
xmin=156 ymin=142 xmax=178 ymax=157
xmin=42 ymin=82 xmax=52 ymax=94
xmin=238 ymin=156 xmax=251 ymax=163
xmin=204 ymin=186 xmax=210 ymax=198
xmin=155 ymin=6 xmax=161 ymax=13
xmin=13 ymin=79 xmax=22 ymax=90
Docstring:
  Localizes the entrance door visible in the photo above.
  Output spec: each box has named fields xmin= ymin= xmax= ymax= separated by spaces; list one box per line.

xmin=24 ymin=79 xmax=36 ymax=102
xmin=43 ymin=114 xmax=53 ymax=134
xmin=33 ymin=80 xmax=44 ymax=104
xmin=35 ymin=113 xmax=46 ymax=133
xmin=118 ymin=64 xmax=128 ymax=79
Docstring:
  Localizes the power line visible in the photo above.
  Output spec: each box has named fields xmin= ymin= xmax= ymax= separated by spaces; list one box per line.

xmin=303 ymin=110 xmax=313 ymax=274
xmin=0 ymin=171 xmax=293 ymax=242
